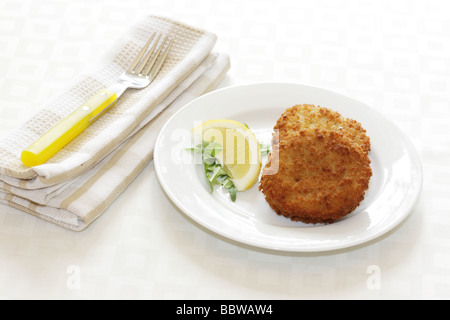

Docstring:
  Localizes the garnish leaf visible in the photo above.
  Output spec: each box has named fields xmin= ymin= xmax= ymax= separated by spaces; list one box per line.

xmin=188 ymin=140 xmax=238 ymax=201
xmin=188 ymin=138 xmax=270 ymax=202
xmin=259 ymin=142 xmax=271 ymax=156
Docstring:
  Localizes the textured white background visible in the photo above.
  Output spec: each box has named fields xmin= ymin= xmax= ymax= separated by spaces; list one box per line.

xmin=0 ymin=0 xmax=449 ymax=299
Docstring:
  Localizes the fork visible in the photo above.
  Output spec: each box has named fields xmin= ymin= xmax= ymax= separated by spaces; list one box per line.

xmin=21 ymin=33 xmax=173 ymax=167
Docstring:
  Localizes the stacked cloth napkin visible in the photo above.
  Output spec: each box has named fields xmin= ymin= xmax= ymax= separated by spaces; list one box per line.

xmin=0 ymin=15 xmax=230 ymax=231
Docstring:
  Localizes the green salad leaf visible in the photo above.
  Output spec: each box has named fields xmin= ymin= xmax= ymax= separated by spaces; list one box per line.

xmin=187 ymin=141 xmax=237 ymax=201
xmin=187 ymin=139 xmax=271 ymax=202
xmin=259 ymin=142 xmax=271 ymax=156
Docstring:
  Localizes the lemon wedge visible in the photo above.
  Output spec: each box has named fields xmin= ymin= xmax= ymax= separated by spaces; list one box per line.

xmin=193 ymin=119 xmax=262 ymax=191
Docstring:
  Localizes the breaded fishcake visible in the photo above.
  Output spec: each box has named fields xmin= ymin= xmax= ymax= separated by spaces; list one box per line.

xmin=274 ymin=104 xmax=371 ymax=153
xmin=259 ymin=129 xmax=372 ymax=224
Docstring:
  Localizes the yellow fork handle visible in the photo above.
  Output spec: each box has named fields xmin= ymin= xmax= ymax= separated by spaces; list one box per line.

xmin=21 ymin=89 xmax=118 ymax=167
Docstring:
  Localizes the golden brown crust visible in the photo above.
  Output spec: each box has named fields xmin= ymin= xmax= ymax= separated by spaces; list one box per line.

xmin=259 ymin=104 xmax=372 ymax=224
xmin=273 ymin=104 xmax=371 ymax=154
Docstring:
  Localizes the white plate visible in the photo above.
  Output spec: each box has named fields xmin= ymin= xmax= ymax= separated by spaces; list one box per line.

xmin=154 ymin=82 xmax=423 ymax=252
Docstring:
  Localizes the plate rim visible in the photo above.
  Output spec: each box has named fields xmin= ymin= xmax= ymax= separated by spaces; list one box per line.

xmin=154 ymin=81 xmax=423 ymax=252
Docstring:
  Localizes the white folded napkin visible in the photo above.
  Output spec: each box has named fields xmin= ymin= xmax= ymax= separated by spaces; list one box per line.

xmin=0 ymin=15 xmax=230 ymax=231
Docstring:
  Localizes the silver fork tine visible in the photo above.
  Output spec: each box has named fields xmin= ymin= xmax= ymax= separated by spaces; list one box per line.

xmin=126 ymin=33 xmax=172 ymax=81
xmin=141 ymin=34 xmax=168 ymax=76
xmin=135 ymin=34 xmax=162 ymax=75
xmin=146 ymin=37 xmax=173 ymax=80
xmin=127 ymin=32 xmax=156 ymax=74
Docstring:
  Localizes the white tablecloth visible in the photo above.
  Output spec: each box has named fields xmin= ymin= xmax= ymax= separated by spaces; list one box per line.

xmin=0 ymin=0 xmax=449 ymax=299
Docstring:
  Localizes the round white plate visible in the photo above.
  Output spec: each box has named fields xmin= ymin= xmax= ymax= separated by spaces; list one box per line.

xmin=154 ymin=82 xmax=423 ymax=252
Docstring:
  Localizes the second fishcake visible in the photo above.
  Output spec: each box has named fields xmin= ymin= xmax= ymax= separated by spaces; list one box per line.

xmin=273 ymin=104 xmax=371 ymax=154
